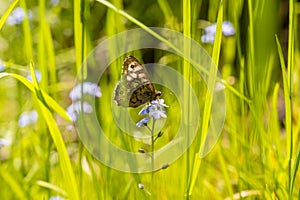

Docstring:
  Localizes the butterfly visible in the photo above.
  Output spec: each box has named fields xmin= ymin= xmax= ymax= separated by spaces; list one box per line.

xmin=114 ymin=56 xmax=161 ymax=107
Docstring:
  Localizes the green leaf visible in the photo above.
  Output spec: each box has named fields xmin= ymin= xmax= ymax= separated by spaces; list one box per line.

xmin=0 ymin=0 xmax=19 ymax=31
xmin=0 ymin=72 xmax=78 ymax=200
xmin=275 ymin=35 xmax=294 ymax=197
xmin=189 ymin=2 xmax=224 ymax=196
xmin=38 ymin=100 xmax=79 ymax=200
xmin=0 ymin=170 xmax=27 ymax=199
xmin=0 ymin=72 xmax=71 ymax=121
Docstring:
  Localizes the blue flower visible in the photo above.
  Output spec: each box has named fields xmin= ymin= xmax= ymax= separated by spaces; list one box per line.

xmin=0 ymin=59 xmax=5 ymax=72
xmin=203 ymin=23 xmax=217 ymax=35
xmin=49 ymin=196 xmax=64 ymax=200
xmin=50 ymin=0 xmax=60 ymax=6
xmin=26 ymin=70 xmax=42 ymax=83
xmin=18 ymin=110 xmax=38 ymax=128
xmin=138 ymin=105 xmax=154 ymax=115
xmin=7 ymin=7 xmax=25 ymax=25
xmin=69 ymin=82 xmax=102 ymax=101
xmin=201 ymin=21 xmax=235 ymax=44
xmin=200 ymin=34 xmax=216 ymax=44
xmin=0 ymin=138 xmax=11 ymax=148
xmin=149 ymin=109 xmax=167 ymax=120
xmin=150 ymin=99 xmax=168 ymax=108
xmin=221 ymin=21 xmax=236 ymax=36
xmin=136 ymin=117 xmax=150 ymax=127
xmin=136 ymin=98 xmax=168 ymax=128
xmin=6 ymin=7 xmax=32 ymax=26
xmin=66 ymin=101 xmax=93 ymax=121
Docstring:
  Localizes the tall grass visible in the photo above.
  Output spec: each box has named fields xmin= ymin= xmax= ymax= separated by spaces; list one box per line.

xmin=0 ymin=0 xmax=299 ymax=199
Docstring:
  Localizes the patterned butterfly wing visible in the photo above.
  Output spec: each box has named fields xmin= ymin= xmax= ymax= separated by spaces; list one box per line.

xmin=114 ymin=56 xmax=161 ymax=107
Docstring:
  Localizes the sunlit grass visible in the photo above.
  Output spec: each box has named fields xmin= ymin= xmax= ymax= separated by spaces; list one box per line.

xmin=0 ymin=0 xmax=299 ymax=199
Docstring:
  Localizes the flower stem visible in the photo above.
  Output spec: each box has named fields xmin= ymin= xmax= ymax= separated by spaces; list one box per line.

xmin=151 ymin=118 xmax=156 ymax=189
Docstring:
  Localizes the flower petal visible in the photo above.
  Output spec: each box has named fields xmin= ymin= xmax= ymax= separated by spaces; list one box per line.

xmin=18 ymin=110 xmax=38 ymax=128
xmin=69 ymin=82 xmax=102 ymax=101
xmin=136 ymin=117 xmax=150 ymax=127
xmin=0 ymin=138 xmax=11 ymax=148
xmin=66 ymin=101 xmax=93 ymax=121
xmin=222 ymin=21 xmax=235 ymax=36
xmin=201 ymin=34 xmax=215 ymax=44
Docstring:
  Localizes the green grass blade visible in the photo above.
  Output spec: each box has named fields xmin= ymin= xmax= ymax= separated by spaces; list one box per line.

xmin=287 ymin=0 xmax=295 ymax=91
xmin=20 ymin=0 xmax=33 ymax=61
xmin=182 ymin=0 xmax=192 ymax=196
xmin=0 ymin=71 xmax=79 ymax=200
xmin=29 ymin=63 xmax=78 ymax=200
xmin=96 ymin=0 xmax=180 ymax=54
xmin=157 ymin=0 xmax=174 ymax=21
xmin=0 ymin=170 xmax=27 ymax=199
xmin=36 ymin=180 xmax=68 ymax=198
xmin=290 ymin=141 xmax=300 ymax=196
xmin=74 ymin=0 xmax=83 ymax=73
xmin=38 ymin=0 xmax=48 ymax=90
xmin=97 ymin=0 xmax=250 ymax=107
xmin=189 ymin=2 xmax=223 ymax=195
xmin=247 ymin=0 xmax=255 ymax=97
xmin=105 ymin=0 xmax=125 ymax=83
xmin=0 ymin=0 xmax=19 ymax=31
xmin=275 ymin=35 xmax=293 ymax=197
xmin=217 ymin=145 xmax=233 ymax=197
xmin=30 ymin=61 xmax=40 ymax=88
xmin=43 ymin=22 xmax=57 ymax=94
xmin=287 ymin=0 xmax=295 ymax=196
xmin=187 ymin=153 xmax=201 ymax=196
xmin=0 ymin=72 xmax=71 ymax=121
xmin=200 ymin=1 xmax=223 ymax=156
xmin=270 ymin=83 xmax=282 ymax=160
xmin=38 ymin=100 xmax=79 ymax=200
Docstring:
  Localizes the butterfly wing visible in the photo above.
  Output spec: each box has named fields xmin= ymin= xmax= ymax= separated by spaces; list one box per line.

xmin=114 ymin=56 xmax=161 ymax=107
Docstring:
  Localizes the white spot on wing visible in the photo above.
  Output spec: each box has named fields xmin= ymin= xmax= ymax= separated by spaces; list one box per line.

xmin=126 ymin=75 xmax=133 ymax=81
xmin=131 ymin=73 xmax=137 ymax=78
xmin=133 ymin=65 xmax=143 ymax=72
xmin=141 ymin=78 xmax=149 ymax=83
xmin=138 ymin=73 xmax=146 ymax=78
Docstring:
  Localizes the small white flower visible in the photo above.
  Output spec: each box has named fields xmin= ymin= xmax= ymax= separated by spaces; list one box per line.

xmin=149 ymin=109 xmax=167 ymax=120
xmin=151 ymin=99 xmax=168 ymax=108
xmin=49 ymin=196 xmax=64 ymax=200
xmin=69 ymin=82 xmax=102 ymax=101
xmin=6 ymin=7 xmax=32 ymax=26
xmin=201 ymin=34 xmax=216 ymax=44
xmin=0 ymin=59 xmax=5 ymax=72
xmin=221 ymin=21 xmax=236 ymax=36
xmin=201 ymin=21 xmax=235 ymax=44
xmin=136 ymin=117 xmax=150 ymax=127
xmin=18 ymin=110 xmax=38 ymax=128
xmin=203 ymin=23 xmax=217 ymax=35
xmin=66 ymin=101 xmax=93 ymax=121
xmin=50 ymin=0 xmax=60 ymax=6
xmin=0 ymin=138 xmax=11 ymax=148
xmin=7 ymin=7 xmax=25 ymax=25
xmin=136 ymin=98 xmax=168 ymax=128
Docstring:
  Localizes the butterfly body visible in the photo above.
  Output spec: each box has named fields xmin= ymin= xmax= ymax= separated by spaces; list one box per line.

xmin=114 ymin=56 xmax=161 ymax=107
